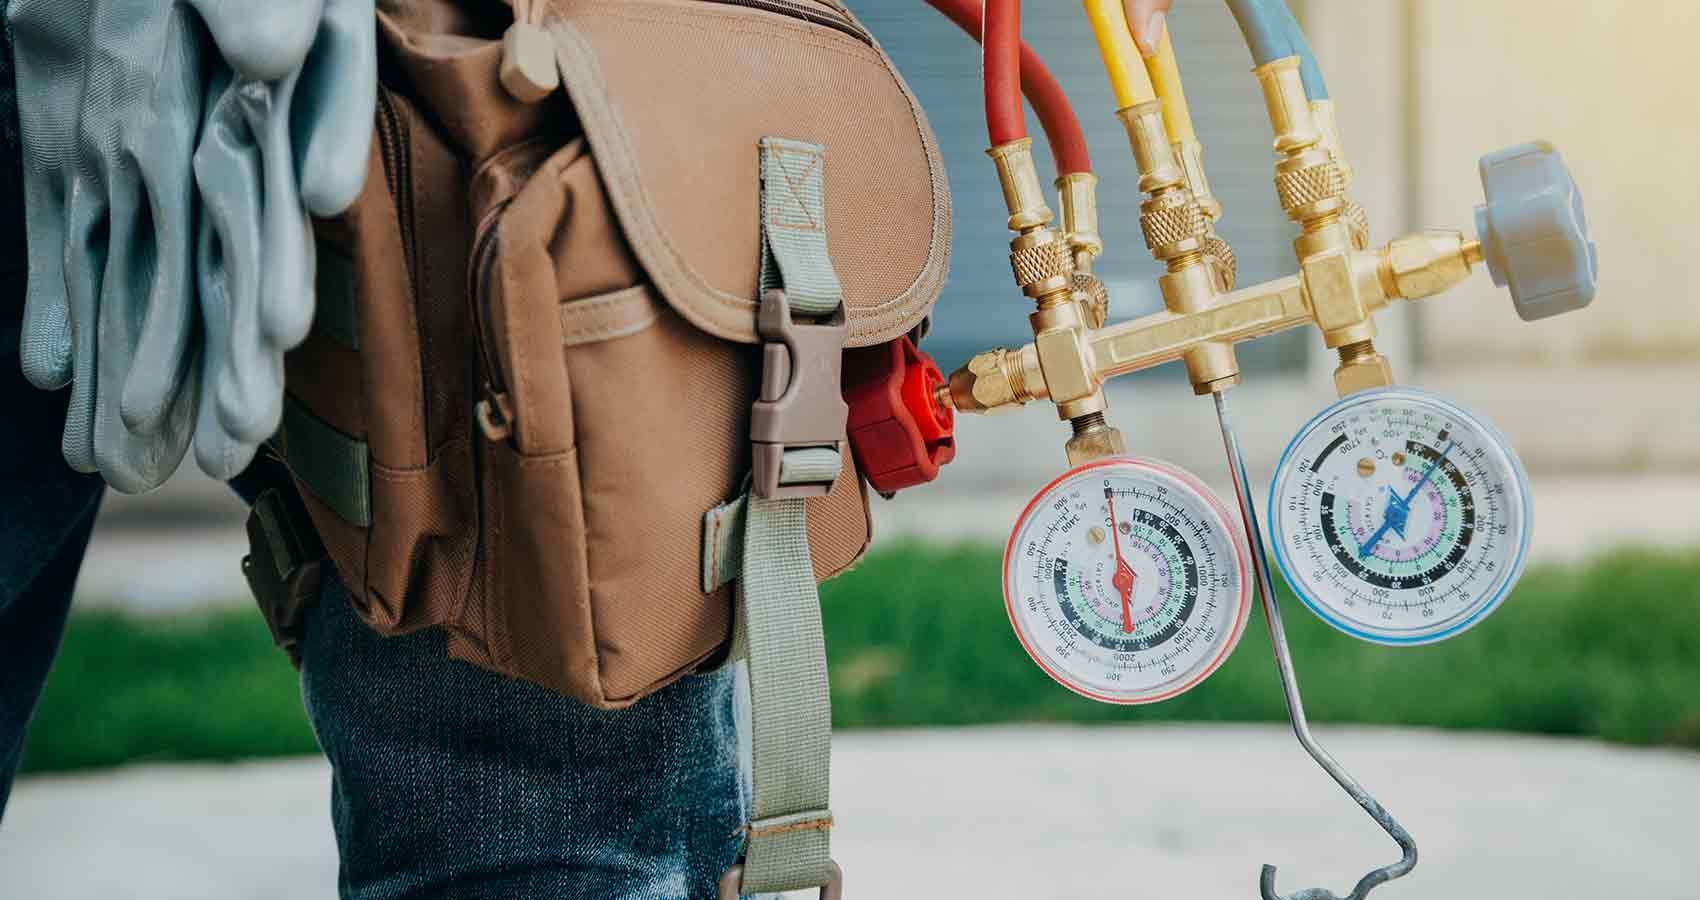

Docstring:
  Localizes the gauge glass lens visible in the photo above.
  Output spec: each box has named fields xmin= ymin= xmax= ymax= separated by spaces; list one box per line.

xmin=1003 ymin=457 xmax=1253 ymax=704
xmin=1269 ymin=388 xmax=1532 ymax=645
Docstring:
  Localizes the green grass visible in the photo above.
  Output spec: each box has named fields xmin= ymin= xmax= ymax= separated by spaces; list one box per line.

xmin=20 ymin=610 xmax=321 ymax=774
xmin=20 ymin=545 xmax=1700 ymax=774
xmin=823 ymin=544 xmax=1700 ymax=745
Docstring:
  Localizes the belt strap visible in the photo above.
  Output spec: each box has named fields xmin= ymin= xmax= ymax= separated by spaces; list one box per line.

xmin=715 ymin=137 xmax=847 ymax=898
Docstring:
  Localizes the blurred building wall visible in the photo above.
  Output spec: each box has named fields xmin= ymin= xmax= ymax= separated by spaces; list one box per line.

xmin=1302 ymin=0 xmax=1700 ymax=471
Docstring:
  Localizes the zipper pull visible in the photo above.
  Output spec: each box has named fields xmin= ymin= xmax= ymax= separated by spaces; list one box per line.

xmin=501 ymin=0 xmax=559 ymax=104
xmin=477 ymin=389 xmax=516 ymax=441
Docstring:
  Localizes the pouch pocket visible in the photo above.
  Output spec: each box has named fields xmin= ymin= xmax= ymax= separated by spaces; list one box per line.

xmin=470 ymin=140 xmax=870 ymax=707
xmin=287 ymin=86 xmax=479 ymax=635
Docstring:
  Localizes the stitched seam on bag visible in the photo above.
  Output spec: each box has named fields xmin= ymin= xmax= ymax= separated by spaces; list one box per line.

xmin=559 ymin=1 xmax=876 ymax=59
xmin=550 ymin=19 xmax=944 ymax=346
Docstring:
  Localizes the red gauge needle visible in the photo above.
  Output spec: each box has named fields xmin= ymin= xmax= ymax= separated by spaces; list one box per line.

xmin=1106 ymin=491 xmax=1137 ymax=633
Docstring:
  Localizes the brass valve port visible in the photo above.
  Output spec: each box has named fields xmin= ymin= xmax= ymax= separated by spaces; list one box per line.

xmin=1173 ymin=139 xmax=1222 ymax=222
xmin=1333 ymin=340 xmax=1394 ymax=396
xmin=940 ymin=345 xmax=1046 ymax=414
xmin=1065 ymin=410 xmax=1127 ymax=466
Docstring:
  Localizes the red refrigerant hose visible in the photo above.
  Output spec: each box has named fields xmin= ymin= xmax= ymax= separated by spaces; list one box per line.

xmin=925 ymin=0 xmax=1092 ymax=174
xmin=979 ymin=0 xmax=1025 ymax=148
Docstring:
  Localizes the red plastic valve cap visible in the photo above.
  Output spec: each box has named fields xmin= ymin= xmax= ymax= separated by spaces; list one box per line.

xmin=843 ymin=335 xmax=956 ymax=494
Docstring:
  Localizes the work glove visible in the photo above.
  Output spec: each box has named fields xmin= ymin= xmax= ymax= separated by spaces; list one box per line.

xmin=8 ymin=0 xmax=206 ymax=492
xmin=192 ymin=0 xmax=376 ymax=478
xmin=8 ymin=0 xmax=375 ymax=489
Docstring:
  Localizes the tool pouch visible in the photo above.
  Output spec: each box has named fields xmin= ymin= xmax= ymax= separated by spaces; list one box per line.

xmin=275 ymin=0 xmax=949 ymax=706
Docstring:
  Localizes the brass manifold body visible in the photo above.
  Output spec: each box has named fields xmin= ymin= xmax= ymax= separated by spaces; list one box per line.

xmin=946 ymin=57 xmax=1485 ymax=463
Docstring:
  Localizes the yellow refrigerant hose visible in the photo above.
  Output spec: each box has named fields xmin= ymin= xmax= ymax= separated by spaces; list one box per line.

xmin=1081 ymin=0 xmax=1157 ymax=108
xmin=1140 ymin=23 xmax=1197 ymax=144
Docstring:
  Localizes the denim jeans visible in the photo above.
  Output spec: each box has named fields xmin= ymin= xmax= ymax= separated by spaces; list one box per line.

xmin=299 ymin=577 xmax=750 ymax=899
xmin=0 ymin=281 xmax=105 ymax=812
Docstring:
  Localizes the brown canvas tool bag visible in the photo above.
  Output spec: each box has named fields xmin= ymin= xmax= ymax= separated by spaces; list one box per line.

xmin=262 ymin=1 xmax=948 ymax=711
xmin=253 ymin=3 xmax=951 ymax=887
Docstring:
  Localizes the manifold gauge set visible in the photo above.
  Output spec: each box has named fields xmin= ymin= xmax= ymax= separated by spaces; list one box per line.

xmin=1005 ymin=388 xmax=1534 ymax=705
xmin=916 ymin=0 xmax=1599 ymax=894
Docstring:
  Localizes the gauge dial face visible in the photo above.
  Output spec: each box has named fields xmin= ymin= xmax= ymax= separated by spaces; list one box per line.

xmin=1003 ymin=457 xmax=1252 ymax=704
xmin=1269 ymin=388 xmax=1532 ymax=645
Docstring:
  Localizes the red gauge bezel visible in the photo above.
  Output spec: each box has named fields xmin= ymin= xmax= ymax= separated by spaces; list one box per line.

xmin=1000 ymin=456 xmax=1255 ymax=705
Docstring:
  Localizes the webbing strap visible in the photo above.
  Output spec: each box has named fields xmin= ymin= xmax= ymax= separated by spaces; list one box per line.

xmin=759 ymin=137 xmax=844 ymax=318
xmin=733 ymin=137 xmax=844 ymax=895
xmin=737 ymin=495 xmax=834 ymax=891
xmin=313 ymin=240 xmax=360 ymax=349
xmin=280 ymin=394 xmax=370 ymax=527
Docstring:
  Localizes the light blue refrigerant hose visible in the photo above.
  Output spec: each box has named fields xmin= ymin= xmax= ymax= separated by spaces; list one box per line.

xmin=1225 ymin=0 xmax=1328 ymax=100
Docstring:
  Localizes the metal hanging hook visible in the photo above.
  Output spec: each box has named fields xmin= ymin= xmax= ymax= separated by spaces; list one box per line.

xmin=1213 ymin=392 xmax=1419 ymax=900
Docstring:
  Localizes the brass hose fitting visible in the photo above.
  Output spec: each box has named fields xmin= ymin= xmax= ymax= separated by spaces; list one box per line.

xmin=1065 ymin=410 xmax=1127 ymax=466
xmin=1172 ymin=139 xmax=1222 ymax=222
xmin=990 ymin=139 xmax=1077 ymax=310
xmin=942 ymin=345 xmax=1045 ymax=413
xmin=1309 ymin=99 xmax=1356 ymax=188
xmin=1119 ymin=99 xmax=1239 ymax=393
xmin=1333 ymin=339 xmax=1394 ymax=396
xmin=1256 ymin=58 xmax=1346 ymax=231
xmin=986 ymin=138 xmax=1055 ymax=233
xmin=1055 ymin=172 xmax=1104 ymax=269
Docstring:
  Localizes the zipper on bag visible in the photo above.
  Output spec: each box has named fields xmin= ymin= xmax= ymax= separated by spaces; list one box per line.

xmin=470 ymin=204 xmax=516 ymax=442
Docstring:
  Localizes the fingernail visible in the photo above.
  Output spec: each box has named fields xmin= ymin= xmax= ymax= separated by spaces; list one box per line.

xmin=1138 ymin=11 xmax=1165 ymax=57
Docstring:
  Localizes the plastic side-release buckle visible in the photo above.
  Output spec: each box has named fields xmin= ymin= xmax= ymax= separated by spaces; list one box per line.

xmin=843 ymin=335 xmax=956 ymax=494
xmin=750 ymin=289 xmax=850 ymax=499
xmin=241 ymin=488 xmax=327 ymax=666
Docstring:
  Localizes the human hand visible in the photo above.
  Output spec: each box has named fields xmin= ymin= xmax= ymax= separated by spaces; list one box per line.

xmin=1123 ymin=0 xmax=1177 ymax=56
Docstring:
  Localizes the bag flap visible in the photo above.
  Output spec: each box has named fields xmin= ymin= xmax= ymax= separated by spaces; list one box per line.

xmin=546 ymin=0 xmax=950 ymax=347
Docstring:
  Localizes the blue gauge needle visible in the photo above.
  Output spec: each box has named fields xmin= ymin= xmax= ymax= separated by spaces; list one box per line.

xmin=1358 ymin=440 xmax=1456 ymax=559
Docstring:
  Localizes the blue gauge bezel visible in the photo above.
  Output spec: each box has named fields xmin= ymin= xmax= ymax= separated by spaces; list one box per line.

xmin=1266 ymin=387 xmax=1533 ymax=646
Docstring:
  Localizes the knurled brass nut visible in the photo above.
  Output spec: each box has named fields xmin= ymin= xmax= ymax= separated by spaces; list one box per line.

xmin=1276 ymin=161 xmax=1346 ymax=211
xmin=1073 ymin=272 xmax=1110 ymax=328
xmin=1140 ymin=199 xmax=1208 ymax=251
xmin=1010 ymin=239 xmax=1073 ymax=292
xmin=1204 ymin=235 xmax=1238 ymax=291
xmin=1344 ymin=200 xmax=1372 ymax=250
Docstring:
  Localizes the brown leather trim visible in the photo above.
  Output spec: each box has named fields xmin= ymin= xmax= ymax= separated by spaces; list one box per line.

xmin=559 ymin=285 xmax=662 ymax=347
xmin=547 ymin=9 xmax=949 ymax=348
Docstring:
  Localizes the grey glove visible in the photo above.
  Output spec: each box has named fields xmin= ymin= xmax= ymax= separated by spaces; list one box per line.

xmin=9 ymin=0 xmax=204 ymax=491
xmin=10 ymin=0 xmax=375 ymax=488
xmin=191 ymin=0 xmax=376 ymax=478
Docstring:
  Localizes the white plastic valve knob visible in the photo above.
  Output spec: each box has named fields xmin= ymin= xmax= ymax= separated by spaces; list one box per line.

xmin=1475 ymin=141 xmax=1598 ymax=321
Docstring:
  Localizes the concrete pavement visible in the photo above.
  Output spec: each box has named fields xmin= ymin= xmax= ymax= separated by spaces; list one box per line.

xmin=4 ymin=725 xmax=1696 ymax=899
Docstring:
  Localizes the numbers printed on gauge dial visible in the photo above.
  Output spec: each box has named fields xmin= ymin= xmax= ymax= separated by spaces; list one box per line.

xmin=1003 ymin=457 xmax=1253 ymax=704
xmin=1269 ymin=388 xmax=1533 ymax=645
